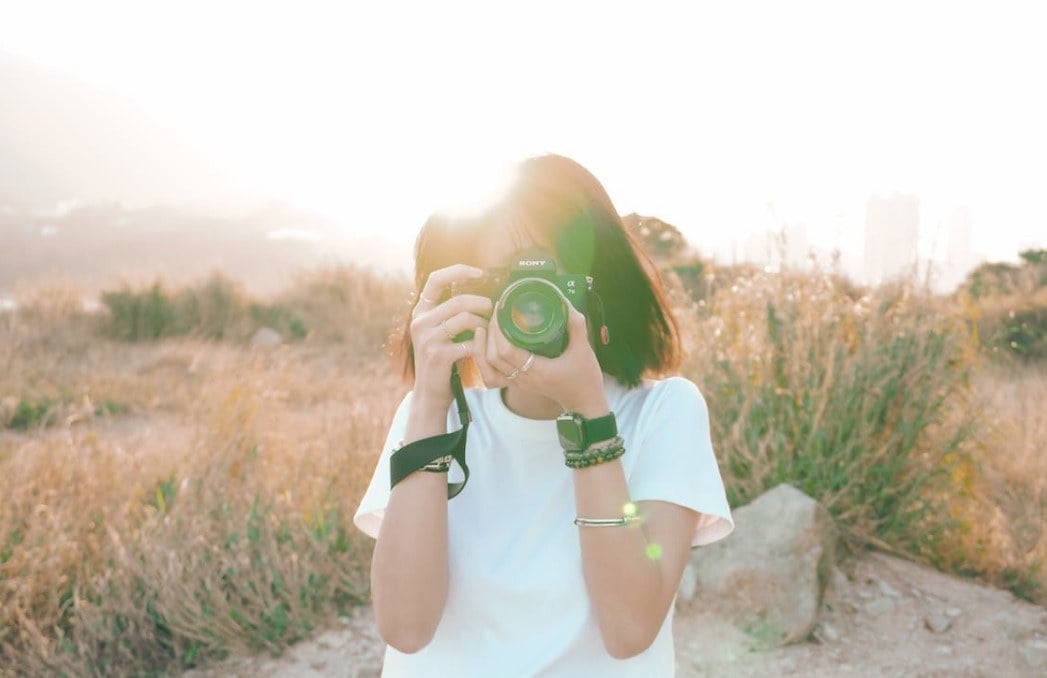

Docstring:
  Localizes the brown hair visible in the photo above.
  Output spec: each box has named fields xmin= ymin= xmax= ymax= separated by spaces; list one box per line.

xmin=397 ymin=154 xmax=682 ymax=388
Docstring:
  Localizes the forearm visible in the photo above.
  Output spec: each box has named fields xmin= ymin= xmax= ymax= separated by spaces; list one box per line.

xmin=370 ymin=399 xmax=451 ymax=652
xmin=573 ymin=458 xmax=665 ymax=658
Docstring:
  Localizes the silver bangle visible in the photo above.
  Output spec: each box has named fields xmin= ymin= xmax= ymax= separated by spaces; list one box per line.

xmin=573 ymin=515 xmax=641 ymax=528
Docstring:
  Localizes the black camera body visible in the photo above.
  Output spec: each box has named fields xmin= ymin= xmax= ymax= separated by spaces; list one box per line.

xmin=450 ymin=250 xmax=593 ymax=358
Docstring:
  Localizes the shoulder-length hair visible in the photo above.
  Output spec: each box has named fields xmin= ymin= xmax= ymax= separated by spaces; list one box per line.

xmin=396 ymin=154 xmax=681 ymax=389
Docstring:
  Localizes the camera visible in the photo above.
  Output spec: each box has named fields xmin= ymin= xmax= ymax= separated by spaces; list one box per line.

xmin=450 ymin=249 xmax=593 ymax=358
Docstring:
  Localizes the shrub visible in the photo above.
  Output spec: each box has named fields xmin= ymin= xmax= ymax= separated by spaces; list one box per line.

xmin=680 ymin=268 xmax=978 ymax=557
xmin=6 ymin=397 xmax=57 ymax=430
xmin=101 ymin=280 xmax=176 ymax=341
xmin=272 ymin=265 xmax=410 ymax=349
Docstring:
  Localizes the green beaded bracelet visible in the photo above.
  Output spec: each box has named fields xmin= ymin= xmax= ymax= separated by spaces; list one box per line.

xmin=564 ymin=436 xmax=626 ymax=469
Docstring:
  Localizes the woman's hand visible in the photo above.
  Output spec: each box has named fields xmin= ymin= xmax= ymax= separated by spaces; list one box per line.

xmin=410 ymin=265 xmax=492 ymax=410
xmin=476 ymin=304 xmax=608 ymax=416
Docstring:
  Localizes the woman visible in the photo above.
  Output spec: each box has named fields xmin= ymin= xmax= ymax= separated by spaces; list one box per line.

xmin=353 ymin=154 xmax=733 ymax=676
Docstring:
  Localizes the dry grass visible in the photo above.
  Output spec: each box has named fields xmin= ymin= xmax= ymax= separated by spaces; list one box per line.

xmin=1 ymin=297 xmax=405 ymax=675
xmin=945 ymin=361 xmax=1047 ymax=600
xmin=2 ymin=266 xmax=1045 ymax=674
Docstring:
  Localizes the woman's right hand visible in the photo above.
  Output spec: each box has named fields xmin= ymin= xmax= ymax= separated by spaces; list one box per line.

xmin=409 ymin=264 xmax=493 ymax=409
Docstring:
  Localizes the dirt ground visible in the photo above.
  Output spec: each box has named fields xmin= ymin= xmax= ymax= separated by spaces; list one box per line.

xmin=185 ymin=551 xmax=1047 ymax=677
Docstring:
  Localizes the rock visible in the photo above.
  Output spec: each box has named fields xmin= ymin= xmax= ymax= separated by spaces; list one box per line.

xmin=352 ymin=663 xmax=383 ymax=678
xmin=830 ymin=566 xmax=850 ymax=594
xmin=250 ymin=326 xmax=283 ymax=348
xmin=875 ymin=579 xmax=901 ymax=598
xmin=677 ymin=563 xmax=698 ymax=605
xmin=679 ymin=483 xmax=838 ymax=648
xmin=864 ymin=598 xmax=895 ymax=615
xmin=813 ymin=622 xmax=839 ymax=643
xmin=924 ymin=612 xmax=952 ymax=633
xmin=1021 ymin=638 xmax=1047 ymax=670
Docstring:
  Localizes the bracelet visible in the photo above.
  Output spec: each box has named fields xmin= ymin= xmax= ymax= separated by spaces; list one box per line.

xmin=563 ymin=436 xmax=626 ymax=469
xmin=574 ymin=515 xmax=641 ymax=527
xmin=421 ymin=454 xmax=453 ymax=473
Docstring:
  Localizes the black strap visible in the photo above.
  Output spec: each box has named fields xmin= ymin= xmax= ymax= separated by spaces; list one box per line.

xmin=389 ymin=364 xmax=471 ymax=499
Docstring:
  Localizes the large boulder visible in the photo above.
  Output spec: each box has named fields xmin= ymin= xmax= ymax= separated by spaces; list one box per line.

xmin=677 ymin=483 xmax=838 ymax=648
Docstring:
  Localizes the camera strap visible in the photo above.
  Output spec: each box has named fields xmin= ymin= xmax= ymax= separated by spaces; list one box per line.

xmin=389 ymin=364 xmax=471 ymax=499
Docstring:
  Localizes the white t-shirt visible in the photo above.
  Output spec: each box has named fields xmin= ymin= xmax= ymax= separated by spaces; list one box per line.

xmin=354 ymin=373 xmax=734 ymax=677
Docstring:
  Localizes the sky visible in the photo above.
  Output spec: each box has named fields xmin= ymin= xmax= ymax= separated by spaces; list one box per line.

xmin=2 ymin=0 xmax=1046 ymax=272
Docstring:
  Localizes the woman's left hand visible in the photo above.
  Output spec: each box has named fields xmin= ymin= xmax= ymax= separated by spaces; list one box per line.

xmin=474 ymin=305 xmax=609 ymax=415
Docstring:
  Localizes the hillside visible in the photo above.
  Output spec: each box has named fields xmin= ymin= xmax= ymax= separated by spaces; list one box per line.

xmin=0 ymin=51 xmax=248 ymax=212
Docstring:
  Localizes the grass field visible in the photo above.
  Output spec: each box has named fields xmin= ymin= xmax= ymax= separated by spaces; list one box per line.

xmin=1 ymin=264 xmax=1044 ymax=676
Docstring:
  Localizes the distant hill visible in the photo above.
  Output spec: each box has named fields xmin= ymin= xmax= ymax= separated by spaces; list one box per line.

xmin=0 ymin=202 xmax=411 ymax=297
xmin=0 ymin=50 xmax=242 ymax=212
xmin=0 ymin=52 xmax=411 ymax=296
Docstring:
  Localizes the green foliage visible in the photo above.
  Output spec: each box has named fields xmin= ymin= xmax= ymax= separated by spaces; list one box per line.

xmin=7 ymin=397 xmax=57 ymax=430
xmin=169 ymin=273 xmax=247 ymax=339
xmin=687 ymin=272 xmax=975 ymax=557
xmin=1019 ymin=248 xmax=1047 ymax=266
xmin=992 ymin=306 xmax=1047 ymax=359
xmin=964 ymin=262 xmax=1023 ymax=299
xmin=101 ymin=281 xmax=175 ymax=340
xmin=247 ymin=303 xmax=308 ymax=341
xmin=98 ymin=266 xmax=409 ymax=348
xmin=94 ymin=400 xmax=131 ymax=417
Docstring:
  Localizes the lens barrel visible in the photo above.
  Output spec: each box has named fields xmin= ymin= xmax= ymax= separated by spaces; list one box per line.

xmin=496 ymin=278 xmax=570 ymax=358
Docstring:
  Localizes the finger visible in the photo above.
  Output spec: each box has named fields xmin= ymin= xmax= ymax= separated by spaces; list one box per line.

xmin=472 ymin=326 xmax=509 ymax=387
xmin=411 ymin=295 xmax=492 ymax=342
xmin=418 ymin=334 xmax=474 ymax=365
xmin=566 ymin=306 xmax=590 ymax=349
xmin=419 ymin=294 xmax=493 ymax=327
xmin=485 ymin=315 xmax=520 ymax=377
xmin=440 ymin=311 xmax=490 ymax=337
xmin=419 ymin=264 xmax=484 ymax=305
xmin=488 ymin=311 xmax=532 ymax=367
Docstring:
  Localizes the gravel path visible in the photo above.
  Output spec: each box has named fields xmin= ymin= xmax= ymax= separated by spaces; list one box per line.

xmin=186 ymin=551 xmax=1047 ymax=677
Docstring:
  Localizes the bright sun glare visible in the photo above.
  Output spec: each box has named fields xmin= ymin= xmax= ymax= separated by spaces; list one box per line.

xmin=432 ymin=161 xmax=519 ymax=222
xmin=1 ymin=1 xmax=1045 ymax=273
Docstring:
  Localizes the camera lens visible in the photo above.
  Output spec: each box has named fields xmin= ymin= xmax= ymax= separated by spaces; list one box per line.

xmin=509 ymin=289 xmax=557 ymax=334
xmin=496 ymin=279 xmax=569 ymax=357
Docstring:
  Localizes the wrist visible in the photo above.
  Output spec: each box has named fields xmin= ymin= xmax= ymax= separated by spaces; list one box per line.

xmin=565 ymin=398 xmax=610 ymax=420
xmin=405 ymin=395 xmax=451 ymax=441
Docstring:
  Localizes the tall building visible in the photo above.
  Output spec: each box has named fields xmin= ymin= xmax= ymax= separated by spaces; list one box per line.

xmin=864 ymin=193 xmax=919 ymax=285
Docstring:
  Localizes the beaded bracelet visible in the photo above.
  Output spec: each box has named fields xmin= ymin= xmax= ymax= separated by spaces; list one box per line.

xmin=563 ymin=436 xmax=626 ymax=469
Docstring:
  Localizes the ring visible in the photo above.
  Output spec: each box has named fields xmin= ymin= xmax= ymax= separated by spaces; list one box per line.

xmin=419 ymin=292 xmax=436 ymax=304
xmin=440 ymin=320 xmax=455 ymax=340
xmin=519 ymin=352 xmax=536 ymax=374
xmin=505 ymin=368 xmax=520 ymax=380
xmin=458 ymin=341 xmax=470 ymax=356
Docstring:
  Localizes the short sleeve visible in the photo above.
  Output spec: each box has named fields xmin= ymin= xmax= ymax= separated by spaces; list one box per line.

xmin=352 ymin=390 xmax=415 ymax=539
xmin=627 ymin=377 xmax=734 ymax=547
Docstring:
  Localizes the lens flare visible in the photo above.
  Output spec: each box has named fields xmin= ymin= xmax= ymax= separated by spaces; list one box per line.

xmin=622 ymin=502 xmax=638 ymax=518
xmin=645 ymin=543 xmax=663 ymax=561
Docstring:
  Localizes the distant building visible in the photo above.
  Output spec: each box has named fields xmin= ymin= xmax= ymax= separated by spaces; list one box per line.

xmin=864 ymin=193 xmax=919 ymax=285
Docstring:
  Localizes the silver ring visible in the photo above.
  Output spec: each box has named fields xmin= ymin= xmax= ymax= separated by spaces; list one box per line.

xmin=505 ymin=367 xmax=520 ymax=381
xmin=458 ymin=341 xmax=470 ymax=356
xmin=440 ymin=320 xmax=455 ymax=340
xmin=519 ymin=352 xmax=536 ymax=374
xmin=419 ymin=292 xmax=436 ymax=304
